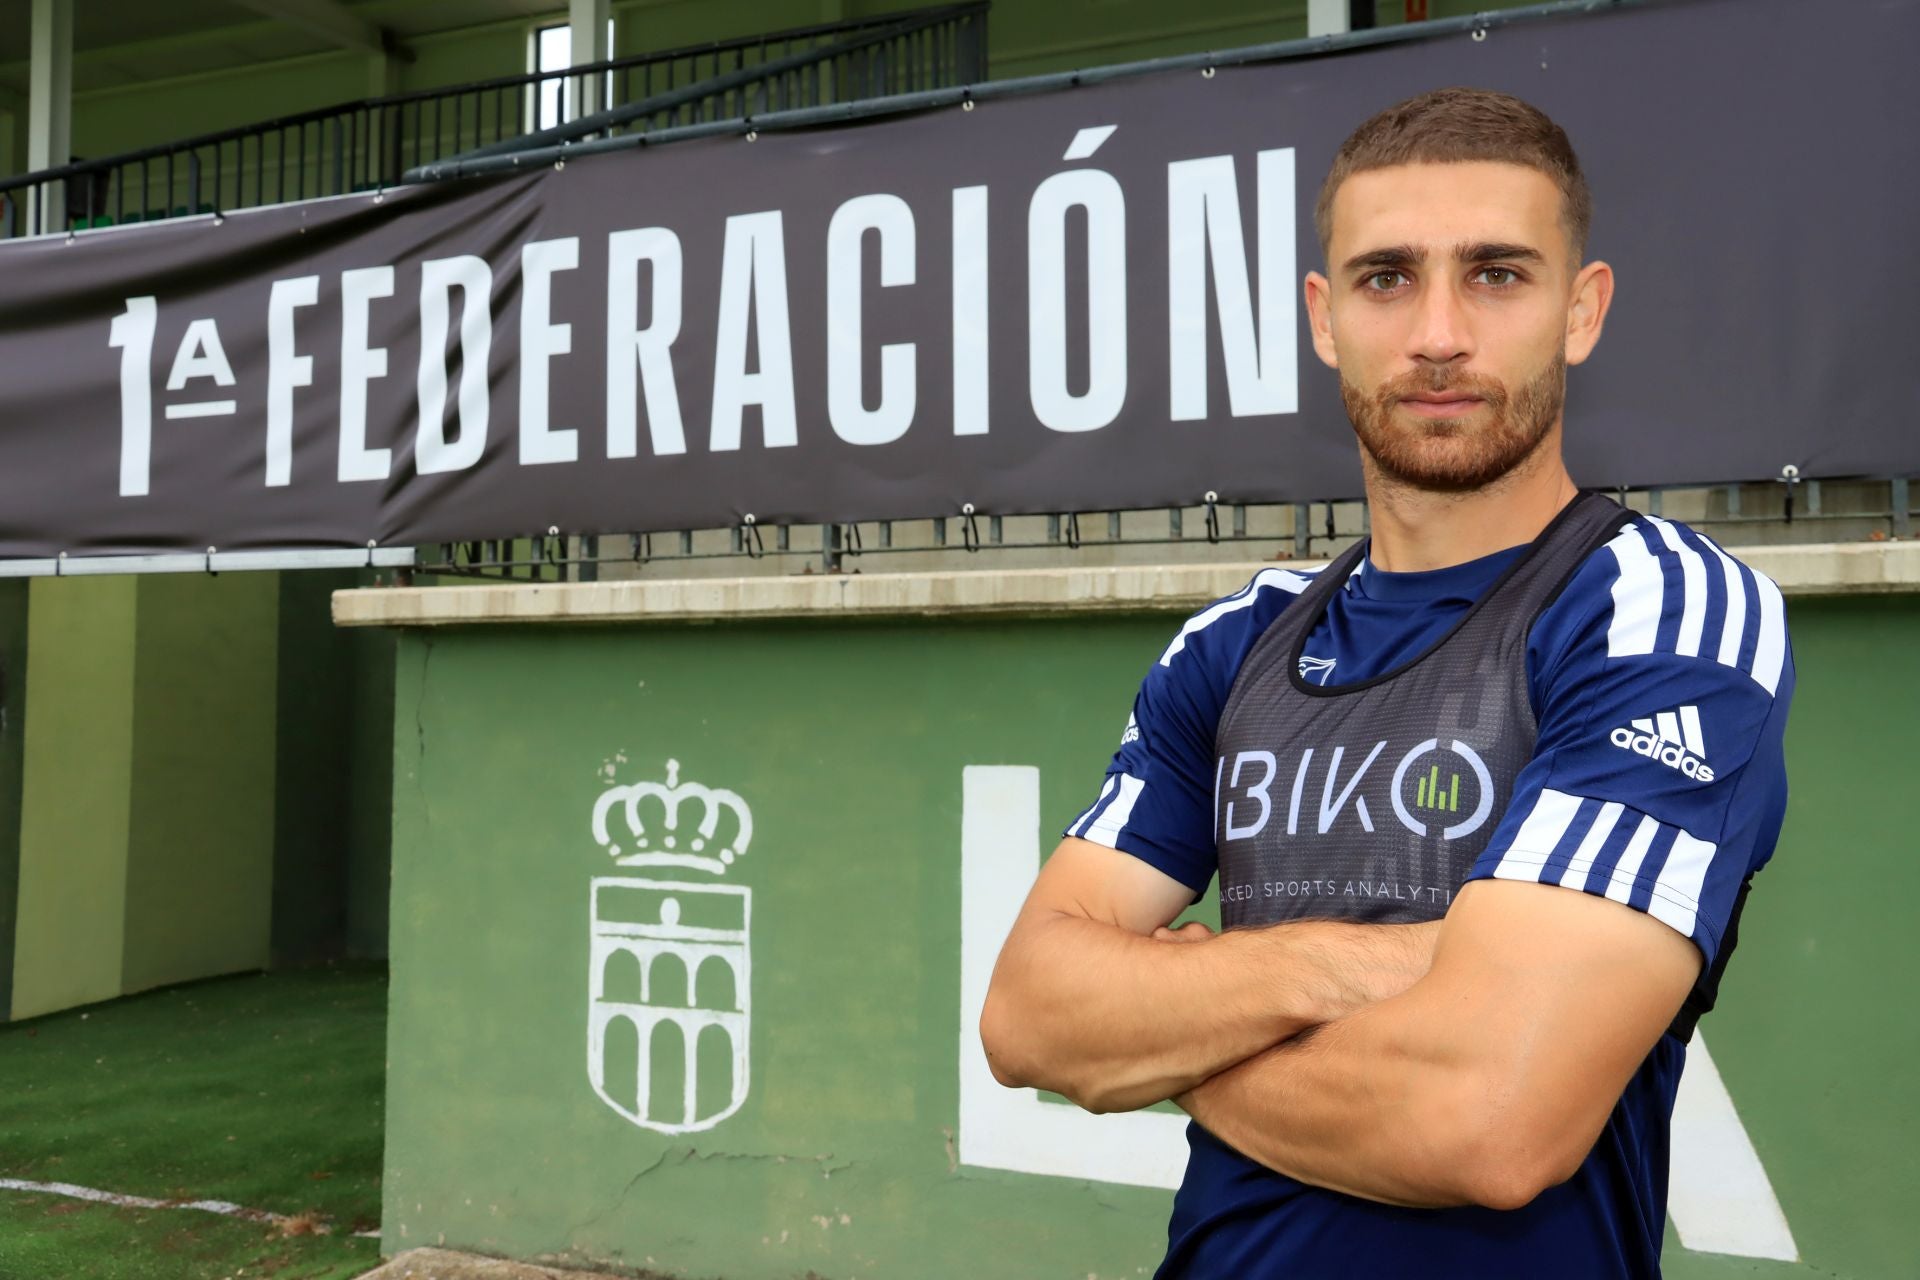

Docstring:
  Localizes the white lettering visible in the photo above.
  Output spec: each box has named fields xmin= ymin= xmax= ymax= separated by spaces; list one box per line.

xmin=519 ymin=237 xmax=581 ymax=465
xmin=1223 ymin=750 xmax=1276 ymax=840
xmin=1167 ymin=149 xmax=1298 ymax=420
xmin=415 ymin=255 xmax=492 ymax=476
xmin=1317 ymin=741 xmax=1385 ymax=834
xmin=827 ymin=193 xmax=918 ymax=446
xmin=951 ymin=184 xmax=989 ymax=436
xmin=338 ymin=266 xmax=395 ymax=483
xmin=109 ymin=297 xmax=157 ymax=498
xmin=710 ymin=211 xmax=797 ymax=452
xmin=1028 ymin=167 xmax=1127 ymax=432
xmin=265 ymin=276 xmax=319 ymax=488
xmin=606 ymin=226 xmax=687 ymax=458
xmin=165 ymin=319 xmax=236 ymax=391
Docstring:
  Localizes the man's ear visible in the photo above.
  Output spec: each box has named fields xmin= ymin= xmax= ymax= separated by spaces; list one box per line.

xmin=1304 ymin=271 xmax=1339 ymax=370
xmin=1565 ymin=260 xmax=1614 ymax=366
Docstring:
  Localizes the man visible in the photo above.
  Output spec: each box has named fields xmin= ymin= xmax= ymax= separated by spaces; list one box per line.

xmin=979 ymin=87 xmax=1792 ymax=1278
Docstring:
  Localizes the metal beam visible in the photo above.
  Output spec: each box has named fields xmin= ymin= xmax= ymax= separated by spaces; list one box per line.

xmin=223 ymin=0 xmax=412 ymax=62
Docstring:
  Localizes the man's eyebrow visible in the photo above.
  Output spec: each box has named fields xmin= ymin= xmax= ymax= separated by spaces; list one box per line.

xmin=1342 ymin=245 xmax=1424 ymax=274
xmin=1456 ymin=241 xmax=1546 ymax=265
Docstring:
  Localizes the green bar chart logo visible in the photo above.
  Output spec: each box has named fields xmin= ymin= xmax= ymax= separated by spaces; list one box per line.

xmin=1414 ymin=764 xmax=1461 ymax=813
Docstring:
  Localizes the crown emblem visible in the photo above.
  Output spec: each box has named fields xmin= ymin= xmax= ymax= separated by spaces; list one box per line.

xmin=591 ymin=759 xmax=753 ymax=876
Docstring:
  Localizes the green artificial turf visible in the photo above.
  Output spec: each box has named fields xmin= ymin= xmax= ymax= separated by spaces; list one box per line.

xmin=0 ymin=962 xmax=389 ymax=1280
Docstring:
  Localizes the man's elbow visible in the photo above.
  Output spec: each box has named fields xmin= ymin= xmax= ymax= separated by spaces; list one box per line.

xmin=1445 ymin=1108 xmax=1592 ymax=1211
xmin=979 ymin=993 xmax=1120 ymax=1110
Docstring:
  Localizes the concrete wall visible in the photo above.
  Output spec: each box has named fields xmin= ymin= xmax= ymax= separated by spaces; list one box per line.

xmin=374 ymin=593 xmax=1920 ymax=1279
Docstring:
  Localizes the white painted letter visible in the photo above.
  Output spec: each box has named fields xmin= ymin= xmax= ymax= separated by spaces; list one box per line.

xmin=1028 ymin=168 xmax=1127 ymax=432
xmin=266 ymin=276 xmax=319 ymax=487
xmin=416 ymin=255 xmax=493 ymax=476
xmin=339 ymin=265 xmax=395 ymax=483
xmin=109 ymin=298 xmax=157 ymax=498
xmin=606 ymin=227 xmax=686 ymax=458
xmin=1168 ymin=149 xmax=1297 ymax=420
xmin=166 ymin=319 xmax=236 ymax=390
xmin=519 ymin=237 xmax=580 ymax=465
xmin=827 ymin=193 xmax=917 ymax=446
xmin=710 ymin=211 xmax=797 ymax=452
xmin=952 ymin=185 xmax=989 ymax=436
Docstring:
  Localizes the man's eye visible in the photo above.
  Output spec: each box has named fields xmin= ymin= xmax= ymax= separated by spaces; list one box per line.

xmin=1364 ymin=271 xmax=1408 ymax=291
xmin=1477 ymin=267 xmax=1520 ymax=287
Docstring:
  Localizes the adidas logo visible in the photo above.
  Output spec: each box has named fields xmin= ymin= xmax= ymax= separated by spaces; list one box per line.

xmin=1120 ymin=713 xmax=1141 ymax=747
xmin=1609 ymin=707 xmax=1715 ymax=782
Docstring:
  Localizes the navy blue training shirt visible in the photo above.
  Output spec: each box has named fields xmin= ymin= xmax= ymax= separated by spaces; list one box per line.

xmin=1064 ymin=516 xmax=1794 ymax=1278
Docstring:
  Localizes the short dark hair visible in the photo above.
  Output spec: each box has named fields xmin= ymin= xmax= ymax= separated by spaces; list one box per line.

xmin=1314 ymin=87 xmax=1592 ymax=261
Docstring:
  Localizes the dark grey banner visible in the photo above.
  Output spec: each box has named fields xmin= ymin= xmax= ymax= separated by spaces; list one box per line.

xmin=1 ymin=0 xmax=1915 ymax=559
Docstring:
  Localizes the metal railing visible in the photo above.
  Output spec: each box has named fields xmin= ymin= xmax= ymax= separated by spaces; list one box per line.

xmin=0 ymin=2 xmax=988 ymax=239
xmin=406 ymin=478 xmax=1919 ymax=585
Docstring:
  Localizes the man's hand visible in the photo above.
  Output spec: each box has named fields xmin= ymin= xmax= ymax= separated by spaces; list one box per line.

xmin=980 ymin=838 xmax=1445 ymax=1114
xmin=1175 ymin=880 xmax=1700 ymax=1210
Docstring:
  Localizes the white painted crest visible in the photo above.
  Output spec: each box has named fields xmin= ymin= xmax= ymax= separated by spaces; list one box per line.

xmin=588 ymin=760 xmax=753 ymax=1134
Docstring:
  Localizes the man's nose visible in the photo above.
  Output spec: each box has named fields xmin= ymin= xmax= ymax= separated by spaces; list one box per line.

xmin=1409 ymin=280 xmax=1473 ymax=365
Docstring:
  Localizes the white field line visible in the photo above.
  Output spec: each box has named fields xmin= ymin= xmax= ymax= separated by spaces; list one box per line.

xmin=0 ymin=1177 xmax=380 ymax=1238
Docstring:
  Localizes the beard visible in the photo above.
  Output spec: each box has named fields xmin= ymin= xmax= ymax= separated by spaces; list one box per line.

xmin=1340 ymin=350 xmax=1567 ymax=493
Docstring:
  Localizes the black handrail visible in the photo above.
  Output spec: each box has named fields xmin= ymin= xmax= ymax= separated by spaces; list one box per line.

xmin=0 ymin=2 xmax=988 ymax=238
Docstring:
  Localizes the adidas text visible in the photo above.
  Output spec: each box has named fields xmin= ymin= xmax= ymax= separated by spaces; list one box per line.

xmin=1609 ymin=727 xmax=1715 ymax=782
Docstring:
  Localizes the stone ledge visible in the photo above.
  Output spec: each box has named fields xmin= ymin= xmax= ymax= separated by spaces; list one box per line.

xmin=333 ymin=541 xmax=1920 ymax=628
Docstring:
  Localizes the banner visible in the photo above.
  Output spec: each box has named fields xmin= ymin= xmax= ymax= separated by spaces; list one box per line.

xmin=1 ymin=0 xmax=1915 ymax=559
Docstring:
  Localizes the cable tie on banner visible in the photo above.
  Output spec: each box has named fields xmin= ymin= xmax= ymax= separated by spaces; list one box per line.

xmin=960 ymin=503 xmax=981 ymax=554
xmin=741 ymin=514 xmax=765 ymax=560
xmin=844 ymin=523 xmax=863 ymax=558
xmin=55 ymin=551 xmax=66 ymax=577
xmin=1780 ymin=463 xmax=1800 ymax=524
xmin=1201 ymin=64 xmax=1216 ymax=78
xmin=745 ymin=128 xmax=759 ymax=143
xmin=1472 ymin=26 xmax=1488 ymax=42
xmin=1065 ymin=512 xmax=1081 ymax=550
xmin=630 ymin=532 xmax=650 ymax=565
xmin=1203 ymin=492 xmax=1221 ymax=545
xmin=205 ymin=545 xmax=218 ymax=576
xmin=544 ymin=526 xmax=562 ymax=565
xmin=366 ymin=539 xmax=378 ymax=569
xmin=961 ymin=91 xmax=975 ymax=112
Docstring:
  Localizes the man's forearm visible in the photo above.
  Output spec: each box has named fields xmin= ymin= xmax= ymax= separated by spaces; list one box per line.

xmin=981 ymin=914 xmax=1434 ymax=1113
xmin=1177 ymin=993 xmax=1481 ymax=1207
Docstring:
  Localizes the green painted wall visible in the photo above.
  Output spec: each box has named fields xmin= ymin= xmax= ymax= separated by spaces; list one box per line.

xmin=4 ymin=567 xmax=390 ymax=1021
xmin=381 ymin=596 xmax=1920 ymax=1279
xmin=10 ymin=578 xmax=138 ymax=1022
xmin=0 ymin=581 xmax=28 ymax=1016
xmin=119 ymin=573 xmax=281 ymax=993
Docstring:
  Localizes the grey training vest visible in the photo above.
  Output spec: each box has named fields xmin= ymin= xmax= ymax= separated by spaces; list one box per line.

xmin=1212 ymin=492 xmax=1633 ymax=930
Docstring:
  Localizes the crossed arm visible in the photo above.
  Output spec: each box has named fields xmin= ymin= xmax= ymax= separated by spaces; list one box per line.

xmin=979 ymin=837 xmax=1701 ymax=1209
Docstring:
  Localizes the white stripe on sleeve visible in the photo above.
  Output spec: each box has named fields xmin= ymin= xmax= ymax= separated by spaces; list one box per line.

xmin=1648 ymin=829 xmax=1718 ymax=939
xmin=1650 ymin=517 xmax=1709 ymax=658
xmin=1082 ymin=774 xmax=1147 ymax=848
xmin=1749 ymin=570 xmax=1787 ymax=695
xmin=1490 ymin=787 xmax=1583 ymax=881
xmin=1606 ymin=525 xmax=1666 ymax=658
xmin=1558 ymin=800 xmax=1624 ymax=892
xmin=1699 ymin=535 xmax=1749 ymax=669
xmin=1070 ymin=775 xmax=1118 ymax=837
xmin=1605 ymin=815 xmax=1661 ymax=905
xmin=1157 ymin=568 xmax=1312 ymax=668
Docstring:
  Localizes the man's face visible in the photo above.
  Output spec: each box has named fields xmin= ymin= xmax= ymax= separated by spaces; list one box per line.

xmin=1306 ymin=161 xmax=1606 ymax=493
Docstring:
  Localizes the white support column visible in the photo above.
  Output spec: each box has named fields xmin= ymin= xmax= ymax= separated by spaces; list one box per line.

xmin=27 ymin=0 xmax=73 ymax=229
xmin=1308 ymin=0 xmax=1351 ymax=37
xmin=570 ymin=0 xmax=611 ymax=122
